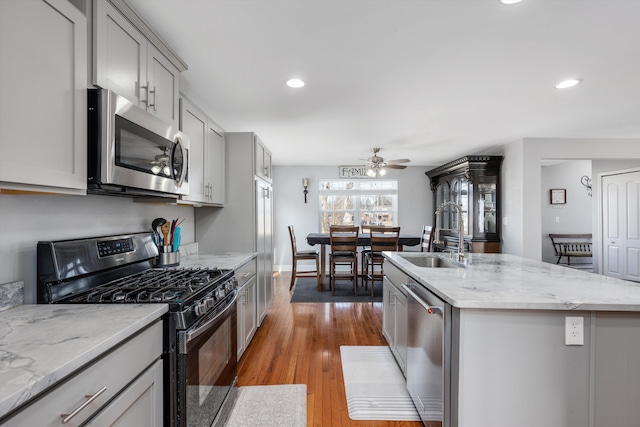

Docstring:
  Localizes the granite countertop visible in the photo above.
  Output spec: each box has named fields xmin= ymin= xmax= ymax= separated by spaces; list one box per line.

xmin=384 ymin=252 xmax=640 ymax=311
xmin=0 ymin=304 xmax=167 ymax=420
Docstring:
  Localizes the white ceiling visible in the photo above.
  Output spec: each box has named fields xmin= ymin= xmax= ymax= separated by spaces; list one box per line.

xmin=128 ymin=0 xmax=640 ymax=167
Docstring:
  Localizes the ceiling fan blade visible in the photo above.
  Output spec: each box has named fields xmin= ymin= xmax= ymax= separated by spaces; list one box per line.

xmin=385 ymin=158 xmax=411 ymax=164
xmin=385 ymin=164 xmax=407 ymax=169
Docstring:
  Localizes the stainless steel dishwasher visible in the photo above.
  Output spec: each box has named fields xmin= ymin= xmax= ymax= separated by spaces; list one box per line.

xmin=402 ymin=282 xmax=451 ymax=427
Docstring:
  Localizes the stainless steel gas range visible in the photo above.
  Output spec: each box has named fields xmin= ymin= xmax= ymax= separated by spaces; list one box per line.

xmin=37 ymin=232 xmax=238 ymax=427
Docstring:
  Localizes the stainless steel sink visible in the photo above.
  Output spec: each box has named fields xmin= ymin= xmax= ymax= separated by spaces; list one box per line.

xmin=398 ymin=254 xmax=458 ymax=268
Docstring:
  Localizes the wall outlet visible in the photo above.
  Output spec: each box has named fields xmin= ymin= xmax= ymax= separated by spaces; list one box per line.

xmin=555 ymin=216 xmax=560 ymax=223
xmin=565 ymin=316 xmax=584 ymax=345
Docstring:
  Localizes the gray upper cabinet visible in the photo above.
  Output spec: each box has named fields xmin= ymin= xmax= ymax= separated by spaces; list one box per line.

xmin=93 ymin=0 xmax=184 ymax=128
xmin=0 ymin=0 xmax=87 ymax=195
xmin=179 ymin=97 xmax=225 ymax=206
xmin=254 ymin=137 xmax=273 ymax=182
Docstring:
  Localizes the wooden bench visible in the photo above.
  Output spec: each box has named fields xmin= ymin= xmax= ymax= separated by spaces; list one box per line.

xmin=549 ymin=234 xmax=592 ymax=265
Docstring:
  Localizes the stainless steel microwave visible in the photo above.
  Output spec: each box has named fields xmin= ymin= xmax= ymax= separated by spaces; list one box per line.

xmin=87 ymin=89 xmax=189 ymax=198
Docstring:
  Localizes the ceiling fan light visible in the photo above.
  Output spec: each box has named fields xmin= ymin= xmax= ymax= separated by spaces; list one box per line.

xmin=366 ymin=168 xmax=375 ymax=177
xmin=378 ymin=168 xmax=387 ymax=176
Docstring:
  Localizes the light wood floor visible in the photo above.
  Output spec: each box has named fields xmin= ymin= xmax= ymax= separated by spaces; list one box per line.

xmin=237 ymin=272 xmax=423 ymax=427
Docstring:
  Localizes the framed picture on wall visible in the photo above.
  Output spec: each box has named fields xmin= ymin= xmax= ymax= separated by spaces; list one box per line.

xmin=550 ymin=189 xmax=566 ymax=204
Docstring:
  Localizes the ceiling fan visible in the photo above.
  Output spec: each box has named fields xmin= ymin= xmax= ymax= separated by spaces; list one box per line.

xmin=363 ymin=148 xmax=410 ymax=177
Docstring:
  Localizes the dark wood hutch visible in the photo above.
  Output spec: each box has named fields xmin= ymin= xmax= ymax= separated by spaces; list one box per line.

xmin=425 ymin=155 xmax=503 ymax=253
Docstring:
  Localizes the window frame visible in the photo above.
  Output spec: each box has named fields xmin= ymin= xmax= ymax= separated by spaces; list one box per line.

xmin=318 ymin=179 xmax=398 ymax=233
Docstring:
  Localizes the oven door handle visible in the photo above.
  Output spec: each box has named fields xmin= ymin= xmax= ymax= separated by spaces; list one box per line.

xmin=186 ymin=290 xmax=238 ymax=344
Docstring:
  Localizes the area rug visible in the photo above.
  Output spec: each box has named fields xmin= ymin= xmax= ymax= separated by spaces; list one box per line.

xmin=340 ymin=346 xmax=421 ymax=421
xmin=226 ymin=384 xmax=307 ymax=427
xmin=290 ymin=277 xmax=382 ymax=303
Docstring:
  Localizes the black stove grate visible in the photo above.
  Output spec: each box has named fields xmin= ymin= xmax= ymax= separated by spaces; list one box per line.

xmin=59 ymin=267 xmax=226 ymax=304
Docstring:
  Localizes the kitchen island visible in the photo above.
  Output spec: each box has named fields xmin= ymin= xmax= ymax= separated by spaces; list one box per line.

xmin=383 ymin=252 xmax=640 ymax=427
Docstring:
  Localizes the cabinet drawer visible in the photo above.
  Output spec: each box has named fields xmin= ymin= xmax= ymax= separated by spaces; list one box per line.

xmin=3 ymin=321 xmax=163 ymax=427
xmin=235 ymin=257 xmax=257 ymax=287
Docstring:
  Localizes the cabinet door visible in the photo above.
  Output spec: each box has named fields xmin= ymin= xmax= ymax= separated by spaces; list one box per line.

xmin=254 ymin=137 xmax=272 ymax=182
xmin=206 ymin=125 xmax=225 ymax=205
xmin=180 ymin=98 xmax=207 ymax=203
xmin=394 ymin=291 xmax=408 ymax=374
xmin=243 ymin=275 xmax=257 ymax=351
xmin=382 ymin=280 xmax=395 ymax=345
xmin=0 ymin=0 xmax=87 ymax=194
xmin=84 ymin=359 xmax=163 ymax=426
xmin=147 ymin=44 xmax=179 ymax=128
xmin=93 ymin=0 xmax=147 ymax=107
xmin=256 ymin=180 xmax=273 ymax=324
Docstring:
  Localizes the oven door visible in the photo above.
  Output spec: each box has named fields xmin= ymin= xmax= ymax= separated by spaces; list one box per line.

xmin=177 ymin=290 xmax=238 ymax=427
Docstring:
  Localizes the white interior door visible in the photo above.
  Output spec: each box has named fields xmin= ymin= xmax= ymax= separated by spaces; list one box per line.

xmin=602 ymin=171 xmax=640 ymax=281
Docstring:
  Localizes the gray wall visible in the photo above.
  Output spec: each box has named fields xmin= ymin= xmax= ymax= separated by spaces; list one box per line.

xmin=540 ymin=161 xmax=592 ymax=264
xmin=0 ymin=194 xmax=194 ymax=303
xmin=271 ymin=165 xmax=433 ymax=270
xmin=495 ymin=138 xmax=640 ymax=261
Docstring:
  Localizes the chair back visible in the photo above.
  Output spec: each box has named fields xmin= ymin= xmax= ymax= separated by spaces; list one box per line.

xmin=288 ymin=225 xmax=298 ymax=254
xmin=329 ymin=226 xmax=359 ymax=254
xmin=421 ymin=225 xmax=434 ymax=252
xmin=369 ymin=226 xmax=401 ymax=253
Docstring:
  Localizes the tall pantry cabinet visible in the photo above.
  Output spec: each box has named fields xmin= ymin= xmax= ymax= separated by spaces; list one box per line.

xmin=196 ymin=133 xmax=273 ymax=324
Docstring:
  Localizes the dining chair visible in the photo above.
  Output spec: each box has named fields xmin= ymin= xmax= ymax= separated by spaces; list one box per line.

xmin=288 ymin=225 xmax=320 ymax=291
xmin=359 ymin=224 xmax=373 ymax=286
xmin=420 ymin=225 xmax=434 ymax=252
xmin=329 ymin=225 xmax=360 ymax=296
xmin=363 ymin=226 xmax=400 ymax=296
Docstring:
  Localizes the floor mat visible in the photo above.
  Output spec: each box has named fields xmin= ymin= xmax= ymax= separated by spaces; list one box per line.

xmin=340 ymin=346 xmax=421 ymax=421
xmin=226 ymin=384 xmax=307 ymax=427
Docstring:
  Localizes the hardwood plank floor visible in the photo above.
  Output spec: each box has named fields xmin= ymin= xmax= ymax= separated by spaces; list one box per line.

xmin=237 ymin=272 xmax=423 ymax=427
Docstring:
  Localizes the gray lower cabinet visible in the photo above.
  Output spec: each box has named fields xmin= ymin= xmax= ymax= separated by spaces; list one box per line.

xmin=382 ymin=274 xmax=408 ymax=375
xmin=236 ymin=257 xmax=258 ymax=359
xmin=2 ymin=322 xmax=163 ymax=427
xmin=0 ymin=0 xmax=87 ymax=195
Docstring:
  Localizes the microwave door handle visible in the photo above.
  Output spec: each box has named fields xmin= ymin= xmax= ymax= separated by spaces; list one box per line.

xmin=171 ymin=136 xmax=187 ymax=187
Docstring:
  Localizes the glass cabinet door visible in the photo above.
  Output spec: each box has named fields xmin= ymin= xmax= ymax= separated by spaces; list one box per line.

xmin=450 ymin=177 xmax=469 ymax=235
xmin=435 ymin=182 xmax=450 ymax=229
xmin=475 ymin=176 xmax=497 ymax=234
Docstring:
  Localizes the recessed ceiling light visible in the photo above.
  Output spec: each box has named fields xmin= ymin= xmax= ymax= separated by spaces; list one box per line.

xmin=555 ymin=79 xmax=582 ymax=89
xmin=500 ymin=0 xmax=523 ymax=4
xmin=286 ymin=78 xmax=305 ymax=88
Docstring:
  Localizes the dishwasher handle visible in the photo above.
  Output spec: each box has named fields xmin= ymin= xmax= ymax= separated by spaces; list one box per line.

xmin=401 ymin=283 xmax=442 ymax=314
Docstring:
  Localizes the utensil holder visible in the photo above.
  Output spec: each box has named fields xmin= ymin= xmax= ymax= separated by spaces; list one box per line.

xmin=155 ymin=247 xmax=180 ymax=267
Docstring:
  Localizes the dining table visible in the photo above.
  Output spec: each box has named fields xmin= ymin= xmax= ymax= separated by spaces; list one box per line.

xmin=305 ymin=232 xmax=421 ymax=291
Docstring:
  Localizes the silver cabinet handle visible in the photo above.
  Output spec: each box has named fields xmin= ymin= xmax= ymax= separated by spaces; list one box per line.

xmin=61 ymin=386 xmax=107 ymax=423
xmin=242 ymin=272 xmax=251 ymax=278
xmin=149 ymin=85 xmax=156 ymax=111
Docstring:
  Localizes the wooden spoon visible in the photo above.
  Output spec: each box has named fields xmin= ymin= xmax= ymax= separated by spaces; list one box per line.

xmin=161 ymin=222 xmax=171 ymax=246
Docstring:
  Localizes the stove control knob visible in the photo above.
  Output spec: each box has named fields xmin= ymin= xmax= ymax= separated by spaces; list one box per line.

xmin=215 ymin=289 xmax=225 ymax=300
xmin=195 ymin=302 xmax=207 ymax=316
xmin=206 ymin=296 xmax=215 ymax=308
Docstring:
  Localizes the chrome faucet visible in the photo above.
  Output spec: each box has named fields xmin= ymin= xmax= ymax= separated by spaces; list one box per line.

xmin=434 ymin=201 xmax=466 ymax=261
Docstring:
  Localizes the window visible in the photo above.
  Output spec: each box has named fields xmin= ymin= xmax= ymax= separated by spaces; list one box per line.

xmin=318 ymin=180 xmax=398 ymax=233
